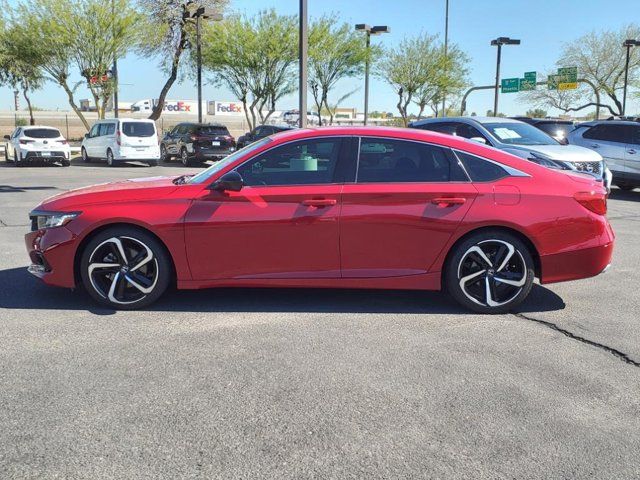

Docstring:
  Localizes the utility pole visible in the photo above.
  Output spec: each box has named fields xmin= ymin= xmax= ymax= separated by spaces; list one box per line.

xmin=441 ymin=0 xmax=449 ymax=117
xmin=196 ymin=12 xmax=203 ymax=123
xmin=356 ymin=24 xmax=390 ymax=125
xmin=112 ymin=0 xmax=119 ymax=118
xmin=299 ymin=0 xmax=308 ymax=128
xmin=622 ymin=39 xmax=640 ymax=116
xmin=490 ymin=37 xmax=520 ymax=117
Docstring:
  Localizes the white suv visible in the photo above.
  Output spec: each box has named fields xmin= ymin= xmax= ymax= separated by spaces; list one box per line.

xmin=81 ymin=119 xmax=160 ymax=167
xmin=3 ymin=126 xmax=71 ymax=167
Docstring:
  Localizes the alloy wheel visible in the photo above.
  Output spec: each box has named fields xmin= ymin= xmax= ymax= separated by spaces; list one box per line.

xmin=181 ymin=149 xmax=189 ymax=166
xmin=161 ymin=145 xmax=167 ymax=162
xmin=107 ymin=150 xmax=114 ymax=166
xmin=457 ymin=239 xmax=527 ymax=308
xmin=87 ymin=236 xmax=159 ymax=305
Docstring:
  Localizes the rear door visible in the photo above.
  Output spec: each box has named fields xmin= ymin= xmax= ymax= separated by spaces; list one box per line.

xmin=626 ymin=125 xmax=640 ymax=180
xmin=581 ymin=124 xmax=629 ymax=176
xmin=340 ymin=137 xmax=478 ymax=278
xmin=121 ymin=121 xmax=158 ymax=153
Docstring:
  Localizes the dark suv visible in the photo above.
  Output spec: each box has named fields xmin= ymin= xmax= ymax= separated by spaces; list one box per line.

xmin=161 ymin=123 xmax=236 ymax=166
xmin=237 ymin=124 xmax=295 ymax=149
xmin=511 ymin=117 xmax=575 ymax=144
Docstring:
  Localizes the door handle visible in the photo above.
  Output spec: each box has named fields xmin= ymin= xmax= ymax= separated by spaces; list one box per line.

xmin=431 ymin=197 xmax=466 ymax=206
xmin=591 ymin=144 xmax=600 ymax=148
xmin=302 ymin=199 xmax=337 ymax=207
xmin=628 ymin=149 xmax=637 ymax=155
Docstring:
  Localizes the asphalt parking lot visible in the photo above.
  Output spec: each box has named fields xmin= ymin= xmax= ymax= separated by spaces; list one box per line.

xmin=1 ymin=158 xmax=639 ymax=479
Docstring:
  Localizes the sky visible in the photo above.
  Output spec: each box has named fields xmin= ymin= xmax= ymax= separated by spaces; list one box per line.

xmin=1 ymin=0 xmax=639 ymax=116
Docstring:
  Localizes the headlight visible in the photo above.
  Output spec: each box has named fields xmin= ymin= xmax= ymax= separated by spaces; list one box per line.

xmin=527 ymin=152 xmax=571 ymax=170
xmin=30 ymin=211 xmax=81 ymax=231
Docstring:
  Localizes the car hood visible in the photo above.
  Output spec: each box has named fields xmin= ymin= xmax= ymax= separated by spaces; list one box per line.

xmin=501 ymin=144 xmax=603 ymax=162
xmin=38 ymin=176 xmax=180 ymax=210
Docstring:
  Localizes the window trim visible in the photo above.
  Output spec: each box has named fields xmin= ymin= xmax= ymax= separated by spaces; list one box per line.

xmin=354 ymin=136 xmax=471 ymax=184
xmin=232 ymin=136 xmax=349 ymax=188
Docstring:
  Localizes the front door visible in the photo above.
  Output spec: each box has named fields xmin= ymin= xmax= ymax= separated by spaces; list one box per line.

xmin=625 ymin=124 xmax=640 ymax=181
xmin=582 ymin=124 xmax=629 ymax=177
xmin=340 ymin=137 xmax=477 ymax=278
xmin=184 ymin=137 xmax=348 ymax=280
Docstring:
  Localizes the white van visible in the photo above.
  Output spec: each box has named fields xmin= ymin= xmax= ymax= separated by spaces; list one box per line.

xmin=81 ymin=118 xmax=160 ymax=167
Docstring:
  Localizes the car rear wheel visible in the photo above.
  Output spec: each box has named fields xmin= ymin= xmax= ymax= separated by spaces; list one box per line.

xmin=106 ymin=149 xmax=115 ymax=167
xmin=81 ymin=147 xmax=90 ymax=163
xmin=445 ymin=231 xmax=535 ymax=314
xmin=80 ymin=227 xmax=171 ymax=309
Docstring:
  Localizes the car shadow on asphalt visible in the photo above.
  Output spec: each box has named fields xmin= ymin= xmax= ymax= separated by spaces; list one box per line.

xmin=0 ymin=266 xmax=566 ymax=316
xmin=609 ymin=188 xmax=640 ymax=202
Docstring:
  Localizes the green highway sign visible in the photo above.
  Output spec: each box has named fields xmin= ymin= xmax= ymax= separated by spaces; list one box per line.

xmin=557 ymin=67 xmax=578 ymax=82
xmin=501 ymin=78 xmax=520 ymax=93
xmin=524 ymin=71 xmax=537 ymax=81
xmin=520 ymin=71 xmax=537 ymax=91
xmin=549 ymin=67 xmax=578 ymax=90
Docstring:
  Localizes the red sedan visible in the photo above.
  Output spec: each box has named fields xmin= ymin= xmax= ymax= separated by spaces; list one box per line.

xmin=25 ymin=127 xmax=614 ymax=313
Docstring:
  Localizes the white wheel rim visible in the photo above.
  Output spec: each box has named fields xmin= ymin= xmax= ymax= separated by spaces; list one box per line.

xmin=87 ymin=236 xmax=158 ymax=305
xmin=457 ymin=239 xmax=527 ymax=308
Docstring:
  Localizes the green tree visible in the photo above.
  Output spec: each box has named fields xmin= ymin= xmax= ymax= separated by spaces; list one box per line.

xmin=308 ymin=15 xmax=369 ymax=125
xmin=560 ymin=24 xmax=640 ymax=115
xmin=200 ymin=10 xmax=297 ymax=130
xmin=136 ymin=0 xmax=227 ymax=120
xmin=525 ymin=108 xmax=548 ymax=118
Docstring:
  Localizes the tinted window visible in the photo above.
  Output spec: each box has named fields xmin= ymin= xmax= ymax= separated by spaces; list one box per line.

xmin=357 ymin=138 xmax=468 ymax=183
xmin=11 ymin=128 xmax=21 ymax=139
xmin=89 ymin=124 xmax=100 ymax=138
xmin=631 ymin=126 xmax=640 ymax=145
xmin=236 ymin=138 xmax=342 ymax=186
xmin=98 ymin=123 xmax=111 ymax=136
xmin=535 ymin=122 xmax=573 ymax=137
xmin=23 ymin=128 xmax=61 ymax=139
xmin=453 ymin=123 xmax=488 ymax=142
xmin=414 ymin=122 xmax=458 ymax=135
xmin=483 ymin=122 xmax=557 ymax=145
xmin=106 ymin=124 xmax=115 ymax=135
xmin=198 ymin=125 xmax=230 ymax=135
xmin=456 ymin=151 xmax=509 ymax=182
xmin=583 ymin=124 xmax=630 ymax=143
xmin=122 ymin=122 xmax=155 ymax=137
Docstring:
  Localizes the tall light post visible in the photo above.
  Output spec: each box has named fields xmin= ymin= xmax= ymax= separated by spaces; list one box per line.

xmin=112 ymin=0 xmax=118 ymax=118
xmin=622 ymin=39 xmax=640 ymax=116
xmin=355 ymin=24 xmax=390 ymax=125
xmin=490 ymin=36 xmax=520 ymax=117
xmin=299 ymin=0 xmax=308 ymax=128
xmin=190 ymin=5 xmax=223 ymax=124
xmin=441 ymin=0 xmax=449 ymax=117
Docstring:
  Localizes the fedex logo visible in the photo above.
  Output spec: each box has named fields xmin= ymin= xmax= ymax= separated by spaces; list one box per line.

xmin=216 ymin=103 xmax=242 ymax=113
xmin=164 ymin=101 xmax=192 ymax=112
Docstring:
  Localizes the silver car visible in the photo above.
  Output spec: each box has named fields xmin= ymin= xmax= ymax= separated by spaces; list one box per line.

xmin=410 ymin=116 xmax=612 ymax=191
xmin=567 ymin=120 xmax=640 ymax=191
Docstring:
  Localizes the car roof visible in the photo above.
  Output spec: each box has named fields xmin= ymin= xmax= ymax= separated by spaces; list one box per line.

xmin=179 ymin=122 xmax=228 ymax=127
xmin=578 ymin=120 xmax=640 ymax=127
xmin=21 ymin=125 xmax=61 ymax=130
xmin=410 ymin=116 xmax=522 ymax=127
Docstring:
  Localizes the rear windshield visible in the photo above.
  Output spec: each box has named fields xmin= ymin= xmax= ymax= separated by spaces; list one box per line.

xmin=122 ymin=122 xmax=156 ymax=137
xmin=23 ymin=128 xmax=61 ymax=139
xmin=198 ymin=126 xmax=230 ymax=135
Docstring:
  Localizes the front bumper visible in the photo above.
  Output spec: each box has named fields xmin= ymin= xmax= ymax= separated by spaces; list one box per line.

xmin=25 ymin=227 xmax=78 ymax=288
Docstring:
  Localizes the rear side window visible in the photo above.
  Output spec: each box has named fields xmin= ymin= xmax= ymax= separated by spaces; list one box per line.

xmin=198 ymin=126 xmax=230 ymax=135
xmin=98 ymin=123 xmax=111 ymax=136
xmin=413 ymin=122 xmax=458 ymax=135
xmin=122 ymin=122 xmax=156 ymax=137
xmin=456 ymin=151 xmax=509 ymax=182
xmin=357 ymin=138 xmax=468 ymax=183
xmin=23 ymin=128 xmax=61 ymax=139
xmin=631 ymin=126 xmax=640 ymax=145
xmin=583 ymin=124 xmax=630 ymax=143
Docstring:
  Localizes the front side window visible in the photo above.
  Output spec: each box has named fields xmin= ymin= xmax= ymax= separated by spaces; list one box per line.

xmin=236 ymin=138 xmax=342 ymax=186
xmin=455 ymin=151 xmax=509 ymax=182
xmin=89 ymin=124 xmax=100 ymax=138
xmin=356 ymin=138 xmax=468 ymax=183
xmin=631 ymin=126 xmax=640 ymax=145
xmin=122 ymin=122 xmax=155 ymax=137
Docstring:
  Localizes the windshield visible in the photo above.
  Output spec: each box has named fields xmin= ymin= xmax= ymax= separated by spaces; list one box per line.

xmin=187 ymin=137 xmax=272 ymax=184
xmin=535 ymin=122 xmax=574 ymax=139
xmin=122 ymin=122 xmax=155 ymax=137
xmin=484 ymin=122 xmax=558 ymax=146
xmin=23 ymin=128 xmax=61 ymax=139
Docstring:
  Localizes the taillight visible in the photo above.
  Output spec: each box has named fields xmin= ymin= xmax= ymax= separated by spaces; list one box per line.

xmin=574 ymin=191 xmax=607 ymax=215
xmin=116 ymin=130 xmax=121 ymax=146
xmin=19 ymin=139 xmax=34 ymax=145
xmin=58 ymin=139 xmax=68 ymax=145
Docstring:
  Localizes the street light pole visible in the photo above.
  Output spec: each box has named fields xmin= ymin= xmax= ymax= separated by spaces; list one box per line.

xmin=490 ymin=37 xmax=520 ymax=117
xmin=622 ymin=39 xmax=640 ymax=116
xmin=112 ymin=0 xmax=118 ymax=118
xmin=196 ymin=12 xmax=203 ymax=123
xmin=441 ymin=0 xmax=449 ymax=117
xmin=299 ymin=0 xmax=308 ymax=128
xmin=356 ymin=24 xmax=390 ymax=125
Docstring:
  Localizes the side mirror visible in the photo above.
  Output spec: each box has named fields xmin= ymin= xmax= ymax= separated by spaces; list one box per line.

xmin=209 ymin=171 xmax=243 ymax=192
xmin=470 ymin=136 xmax=487 ymax=144
xmin=3 ymin=135 xmax=10 ymax=140
xmin=84 ymin=133 xmax=89 ymax=139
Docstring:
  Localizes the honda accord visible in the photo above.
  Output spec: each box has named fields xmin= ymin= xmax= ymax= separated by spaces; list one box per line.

xmin=25 ymin=127 xmax=614 ymax=313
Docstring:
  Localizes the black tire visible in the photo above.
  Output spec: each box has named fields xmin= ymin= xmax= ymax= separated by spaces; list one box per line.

xmin=180 ymin=147 xmax=193 ymax=167
xmin=106 ymin=149 xmax=116 ymax=167
xmin=81 ymin=147 xmax=91 ymax=163
xmin=61 ymin=159 xmax=71 ymax=167
xmin=79 ymin=226 xmax=172 ymax=310
xmin=4 ymin=145 xmax=10 ymax=162
xmin=616 ymin=184 xmax=635 ymax=191
xmin=147 ymin=160 xmax=158 ymax=167
xmin=160 ymin=144 xmax=170 ymax=162
xmin=445 ymin=230 xmax=535 ymax=314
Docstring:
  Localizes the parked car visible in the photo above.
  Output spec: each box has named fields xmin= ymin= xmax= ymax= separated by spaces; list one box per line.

xmin=3 ymin=126 xmax=71 ymax=167
xmin=567 ymin=120 xmax=640 ymax=191
xmin=237 ymin=124 xmax=295 ymax=149
xmin=160 ymin=123 xmax=236 ymax=166
xmin=410 ymin=117 xmax=612 ymax=191
xmin=511 ymin=117 xmax=575 ymax=144
xmin=25 ymin=126 xmax=613 ymax=314
xmin=81 ymin=118 xmax=160 ymax=167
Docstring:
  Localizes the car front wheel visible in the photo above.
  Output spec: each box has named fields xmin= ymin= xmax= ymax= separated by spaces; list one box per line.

xmin=80 ymin=227 xmax=171 ymax=309
xmin=445 ymin=231 xmax=535 ymax=314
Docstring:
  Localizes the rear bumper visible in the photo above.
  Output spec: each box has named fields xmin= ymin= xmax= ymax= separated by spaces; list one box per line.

xmin=540 ymin=241 xmax=614 ymax=284
xmin=193 ymin=147 xmax=235 ymax=159
xmin=25 ymin=227 xmax=78 ymax=288
xmin=22 ymin=151 xmax=69 ymax=162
